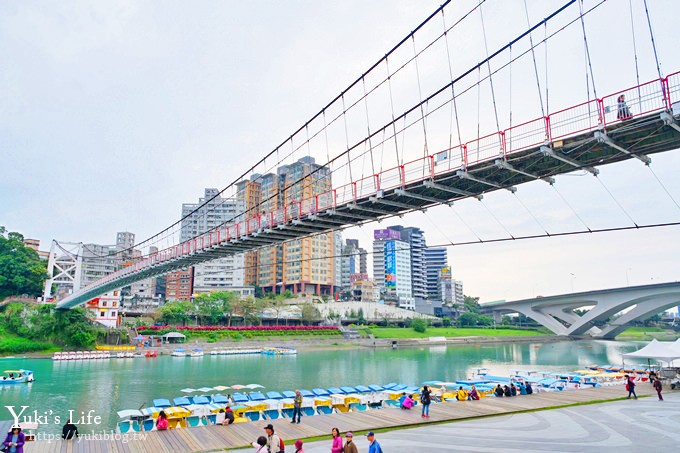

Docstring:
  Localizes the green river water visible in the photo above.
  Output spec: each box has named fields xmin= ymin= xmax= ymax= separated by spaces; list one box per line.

xmin=0 ymin=340 xmax=644 ymax=434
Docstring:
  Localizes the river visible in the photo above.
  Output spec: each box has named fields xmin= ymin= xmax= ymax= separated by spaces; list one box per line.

xmin=0 ymin=339 xmax=644 ymax=434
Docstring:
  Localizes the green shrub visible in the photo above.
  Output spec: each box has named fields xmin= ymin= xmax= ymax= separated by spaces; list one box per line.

xmin=411 ymin=318 xmax=427 ymax=333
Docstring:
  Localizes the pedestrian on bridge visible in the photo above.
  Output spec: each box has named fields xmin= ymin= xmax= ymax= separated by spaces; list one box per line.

xmin=617 ymin=94 xmax=632 ymax=120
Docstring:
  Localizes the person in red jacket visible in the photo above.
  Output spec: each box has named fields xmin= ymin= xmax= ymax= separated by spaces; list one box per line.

xmin=653 ymin=377 xmax=663 ymax=401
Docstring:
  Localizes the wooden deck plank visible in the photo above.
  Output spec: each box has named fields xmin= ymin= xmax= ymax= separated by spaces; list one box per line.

xmin=26 ymin=386 xmax=657 ymax=452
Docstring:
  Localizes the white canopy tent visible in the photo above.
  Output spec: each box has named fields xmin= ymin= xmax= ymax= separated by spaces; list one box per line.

xmin=622 ymin=339 xmax=680 ymax=366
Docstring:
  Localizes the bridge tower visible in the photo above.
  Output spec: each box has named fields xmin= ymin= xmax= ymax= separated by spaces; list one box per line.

xmin=43 ymin=241 xmax=83 ymax=301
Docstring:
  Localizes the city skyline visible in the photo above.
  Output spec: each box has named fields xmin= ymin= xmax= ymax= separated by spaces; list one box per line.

xmin=3 ymin=1 xmax=680 ymax=303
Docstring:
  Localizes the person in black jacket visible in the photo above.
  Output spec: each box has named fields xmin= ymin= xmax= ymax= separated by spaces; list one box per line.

xmin=420 ymin=385 xmax=432 ymax=418
xmin=62 ymin=419 xmax=79 ymax=439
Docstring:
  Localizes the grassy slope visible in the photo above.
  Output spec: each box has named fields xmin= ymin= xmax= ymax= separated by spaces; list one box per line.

xmin=616 ymin=326 xmax=679 ymax=340
xmin=0 ymin=325 xmax=59 ymax=354
xmin=366 ymin=327 xmax=546 ymax=339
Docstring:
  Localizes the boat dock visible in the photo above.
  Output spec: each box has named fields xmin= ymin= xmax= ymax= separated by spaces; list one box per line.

xmin=18 ymin=386 xmax=656 ymax=452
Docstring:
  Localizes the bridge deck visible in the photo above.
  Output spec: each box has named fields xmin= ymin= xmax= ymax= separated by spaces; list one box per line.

xmin=25 ymin=385 xmax=656 ymax=452
xmin=57 ymin=72 xmax=680 ymax=309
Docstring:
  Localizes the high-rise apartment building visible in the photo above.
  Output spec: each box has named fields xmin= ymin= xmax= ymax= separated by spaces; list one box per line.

xmin=388 ymin=226 xmax=427 ymax=301
xmin=424 ymin=247 xmax=448 ymax=301
xmin=373 ymin=228 xmax=414 ymax=310
xmin=80 ymin=243 xmax=119 ymax=287
xmin=165 ymin=268 xmax=194 ymax=301
xmin=340 ymin=238 xmax=368 ymax=290
xmin=180 ymin=188 xmax=246 ymax=293
xmin=236 ymin=176 xmax=262 ymax=287
xmin=242 ymin=157 xmax=335 ymax=295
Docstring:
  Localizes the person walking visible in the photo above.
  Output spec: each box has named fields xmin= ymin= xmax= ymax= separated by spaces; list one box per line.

xmin=343 ymin=432 xmax=358 ymax=453
xmin=291 ymin=390 xmax=303 ymax=424
xmin=2 ymin=425 xmax=25 ymax=453
xmin=653 ymin=377 xmax=663 ymax=401
xmin=625 ymin=374 xmax=637 ymax=399
xmin=264 ymin=424 xmax=282 ymax=453
xmin=366 ymin=431 xmax=383 ymax=453
xmin=420 ymin=385 xmax=432 ymax=418
xmin=294 ymin=439 xmax=304 ymax=453
xmin=331 ymin=427 xmax=343 ymax=453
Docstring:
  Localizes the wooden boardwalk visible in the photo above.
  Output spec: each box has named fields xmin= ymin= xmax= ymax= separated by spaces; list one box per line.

xmin=22 ymin=386 xmax=655 ymax=452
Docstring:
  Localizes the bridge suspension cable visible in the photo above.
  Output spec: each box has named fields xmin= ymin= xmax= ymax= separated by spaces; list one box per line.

xmin=82 ymin=0 xmax=635 ymax=271
xmin=123 ymin=0 xmax=582 ymax=262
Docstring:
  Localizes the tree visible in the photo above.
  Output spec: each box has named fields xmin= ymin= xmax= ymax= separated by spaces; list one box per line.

xmin=267 ymin=294 xmax=288 ymax=326
xmin=357 ymin=307 xmax=366 ymax=325
xmin=193 ymin=291 xmax=238 ymax=325
xmin=0 ymin=227 xmax=48 ymax=299
xmin=463 ymin=295 xmax=481 ymax=314
xmin=300 ymin=303 xmax=321 ymax=325
xmin=159 ymin=300 xmax=192 ymax=325
xmin=411 ymin=318 xmax=427 ymax=333
xmin=442 ymin=316 xmax=452 ymax=327
xmin=457 ymin=312 xmax=480 ymax=327
xmin=477 ymin=315 xmax=494 ymax=326
xmin=235 ymin=297 xmax=260 ymax=326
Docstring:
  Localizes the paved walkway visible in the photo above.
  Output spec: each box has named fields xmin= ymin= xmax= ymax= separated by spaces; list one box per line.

xmin=230 ymin=390 xmax=680 ymax=452
xmin=20 ymin=385 xmax=668 ymax=452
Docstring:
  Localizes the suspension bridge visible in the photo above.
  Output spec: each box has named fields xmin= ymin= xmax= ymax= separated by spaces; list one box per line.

xmin=51 ymin=0 xmax=680 ymax=312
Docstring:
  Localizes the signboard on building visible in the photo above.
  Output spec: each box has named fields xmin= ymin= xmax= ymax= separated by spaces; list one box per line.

xmin=440 ymin=266 xmax=451 ymax=279
xmin=384 ymin=241 xmax=397 ymax=288
xmin=374 ymin=228 xmax=401 ymax=240
xmin=350 ymin=273 xmax=369 ymax=284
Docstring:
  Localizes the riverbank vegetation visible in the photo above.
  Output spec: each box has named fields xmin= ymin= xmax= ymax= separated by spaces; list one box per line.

xmin=137 ymin=325 xmax=342 ymax=342
xmin=0 ymin=302 xmax=106 ymax=353
xmin=363 ymin=325 xmax=547 ymax=338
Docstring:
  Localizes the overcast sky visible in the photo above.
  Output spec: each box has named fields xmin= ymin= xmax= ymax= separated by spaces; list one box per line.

xmin=2 ymin=0 xmax=680 ymax=303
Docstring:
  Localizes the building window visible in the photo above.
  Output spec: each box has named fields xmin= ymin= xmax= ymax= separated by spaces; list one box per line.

xmin=112 ymin=302 xmax=117 ymax=307
xmin=111 ymin=311 xmax=116 ymax=317
xmin=102 ymin=301 xmax=107 ymax=307
xmin=100 ymin=311 xmax=105 ymax=317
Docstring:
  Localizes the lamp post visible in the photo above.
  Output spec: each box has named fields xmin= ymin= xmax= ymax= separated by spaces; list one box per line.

xmin=570 ymin=273 xmax=575 ymax=292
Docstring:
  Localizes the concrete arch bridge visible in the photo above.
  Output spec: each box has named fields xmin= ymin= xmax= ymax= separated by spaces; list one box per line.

xmin=481 ymin=282 xmax=680 ymax=339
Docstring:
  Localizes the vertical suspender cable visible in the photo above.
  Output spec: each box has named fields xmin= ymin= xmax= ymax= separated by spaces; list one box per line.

xmin=523 ymin=0 xmax=546 ymax=118
xmin=386 ymin=58 xmax=403 ymax=167
xmin=643 ymin=0 xmax=663 ymax=79
xmin=579 ymin=0 xmax=598 ymax=101
xmin=628 ymin=0 xmax=641 ymax=95
xmin=479 ymin=6 xmax=501 ymax=133
xmin=441 ymin=9 xmax=464 ymax=168
xmin=362 ymin=77 xmax=377 ymax=178
xmin=412 ymin=35 xmax=431 ymax=163
xmin=341 ymin=95 xmax=354 ymax=184
xmin=544 ymin=21 xmax=549 ymax=115
xmin=643 ymin=0 xmax=665 ymax=104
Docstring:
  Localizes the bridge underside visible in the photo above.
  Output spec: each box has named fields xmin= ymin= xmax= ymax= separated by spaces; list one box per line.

xmin=486 ymin=283 xmax=680 ymax=339
xmin=57 ymin=110 xmax=680 ymax=309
